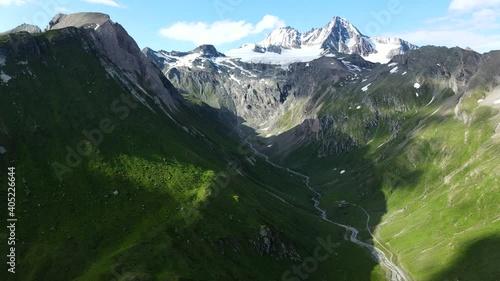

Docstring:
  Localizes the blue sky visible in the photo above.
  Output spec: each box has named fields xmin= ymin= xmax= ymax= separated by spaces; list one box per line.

xmin=0 ymin=0 xmax=499 ymax=53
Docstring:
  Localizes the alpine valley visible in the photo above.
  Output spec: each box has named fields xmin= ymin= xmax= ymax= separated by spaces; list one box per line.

xmin=0 ymin=12 xmax=499 ymax=281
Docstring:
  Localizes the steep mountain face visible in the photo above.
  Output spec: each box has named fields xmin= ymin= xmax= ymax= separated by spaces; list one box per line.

xmin=47 ymin=12 xmax=182 ymax=111
xmin=300 ymin=16 xmax=373 ymax=54
xmin=226 ymin=16 xmax=418 ymax=64
xmin=145 ymin=44 xmax=377 ymax=136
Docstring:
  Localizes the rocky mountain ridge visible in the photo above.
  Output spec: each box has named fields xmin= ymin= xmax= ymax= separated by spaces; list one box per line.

xmin=144 ymin=40 xmax=500 ymax=161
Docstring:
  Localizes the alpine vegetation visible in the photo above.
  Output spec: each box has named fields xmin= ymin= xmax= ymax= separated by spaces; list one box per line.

xmin=0 ymin=4 xmax=499 ymax=281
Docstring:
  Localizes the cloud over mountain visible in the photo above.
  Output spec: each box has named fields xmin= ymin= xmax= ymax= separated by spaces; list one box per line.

xmin=159 ymin=15 xmax=285 ymax=46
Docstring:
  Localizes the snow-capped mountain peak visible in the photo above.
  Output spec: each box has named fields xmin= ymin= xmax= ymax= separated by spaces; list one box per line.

xmin=227 ymin=16 xmax=417 ymax=64
xmin=301 ymin=16 xmax=372 ymax=54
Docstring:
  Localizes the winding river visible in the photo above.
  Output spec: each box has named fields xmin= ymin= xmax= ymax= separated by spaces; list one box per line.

xmin=246 ymin=141 xmax=410 ymax=281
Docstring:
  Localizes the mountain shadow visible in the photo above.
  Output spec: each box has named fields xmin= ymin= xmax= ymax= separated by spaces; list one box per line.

xmin=430 ymin=234 xmax=500 ymax=281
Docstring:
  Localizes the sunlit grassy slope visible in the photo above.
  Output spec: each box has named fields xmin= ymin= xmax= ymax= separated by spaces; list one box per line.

xmin=280 ymin=58 xmax=500 ymax=281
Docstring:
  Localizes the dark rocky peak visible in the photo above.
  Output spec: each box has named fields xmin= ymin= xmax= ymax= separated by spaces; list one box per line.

xmin=329 ymin=16 xmax=361 ymax=33
xmin=191 ymin=44 xmax=225 ymax=58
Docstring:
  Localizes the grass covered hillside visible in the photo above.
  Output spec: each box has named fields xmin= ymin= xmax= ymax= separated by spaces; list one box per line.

xmin=270 ymin=48 xmax=500 ymax=281
xmin=0 ymin=28 xmax=396 ymax=281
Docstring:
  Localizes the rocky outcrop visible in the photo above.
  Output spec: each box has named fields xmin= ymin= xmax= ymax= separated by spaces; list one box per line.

xmin=249 ymin=225 xmax=301 ymax=261
xmin=0 ymin=24 xmax=42 ymax=36
xmin=47 ymin=12 xmax=110 ymax=30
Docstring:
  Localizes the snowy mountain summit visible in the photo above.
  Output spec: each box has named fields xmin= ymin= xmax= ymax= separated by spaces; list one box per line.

xmin=226 ymin=16 xmax=417 ymax=64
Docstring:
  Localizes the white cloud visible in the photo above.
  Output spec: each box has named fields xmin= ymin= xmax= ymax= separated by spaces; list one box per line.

xmin=388 ymin=1 xmax=500 ymax=52
xmin=254 ymin=15 xmax=285 ymax=33
xmin=449 ymin=0 xmax=500 ymax=12
xmin=0 ymin=0 xmax=26 ymax=5
xmin=84 ymin=0 xmax=121 ymax=7
xmin=472 ymin=8 xmax=498 ymax=24
xmin=55 ymin=6 xmax=71 ymax=13
xmin=159 ymin=15 xmax=285 ymax=46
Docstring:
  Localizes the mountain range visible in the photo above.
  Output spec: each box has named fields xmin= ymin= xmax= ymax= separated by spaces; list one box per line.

xmin=150 ymin=16 xmax=418 ymax=68
xmin=0 ymin=12 xmax=499 ymax=281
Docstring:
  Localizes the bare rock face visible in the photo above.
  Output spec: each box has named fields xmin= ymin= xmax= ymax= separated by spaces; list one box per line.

xmin=48 ymin=12 xmax=181 ymax=111
xmin=47 ymin=12 xmax=110 ymax=30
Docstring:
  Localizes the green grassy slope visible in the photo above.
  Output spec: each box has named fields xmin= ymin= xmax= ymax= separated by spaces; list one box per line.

xmin=0 ymin=30 xmax=388 ymax=281
xmin=278 ymin=59 xmax=500 ymax=280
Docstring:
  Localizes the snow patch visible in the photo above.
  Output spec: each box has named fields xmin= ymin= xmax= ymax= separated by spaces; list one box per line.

xmin=414 ymin=82 xmax=421 ymax=89
xmin=1 ymin=71 xmax=11 ymax=83
xmin=0 ymin=146 xmax=6 ymax=154
xmin=225 ymin=44 xmax=322 ymax=66
xmin=494 ymin=99 xmax=500 ymax=105
xmin=340 ymin=170 xmax=346 ymax=174
xmin=390 ymin=66 xmax=399 ymax=74
xmin=229 ymin=74 xmax=241 ymax=85
xmin=425 ymin=96 xmax=435 ymax=106
xmin=362 ymin=40 xmax=403 ymax=63
xmin=217 ymin=58 xmax=253 ymax=75
xmin=402 ymin=71 xmax=407 ymax=75
xmin=477 ymin=99 xmax=484 ymax=103
xmin=156 ymin=51 xmax=202 ymax=70
xmin=356 ymin=105 xmax=361 ymax=109
xmin=342 ymin=60 xmax=362 ymax=72
xmin=362 ymin=83 xmax=371 ymax=92
xmin=388 ymin=62 xmax=398 ymax=67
